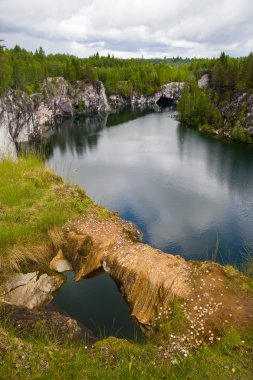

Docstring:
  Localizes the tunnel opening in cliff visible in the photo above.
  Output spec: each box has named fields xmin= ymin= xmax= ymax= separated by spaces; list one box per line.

xmin=156 ymin=96 xmax=175 ymax=107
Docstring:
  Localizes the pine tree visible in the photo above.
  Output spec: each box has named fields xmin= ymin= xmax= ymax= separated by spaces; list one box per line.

xmin=0 ymin=40 xmax=13 ymax=95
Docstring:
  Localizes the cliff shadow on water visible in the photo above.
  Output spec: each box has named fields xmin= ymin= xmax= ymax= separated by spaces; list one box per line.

xmin=17 ymin=106 xmax=160 ymax=159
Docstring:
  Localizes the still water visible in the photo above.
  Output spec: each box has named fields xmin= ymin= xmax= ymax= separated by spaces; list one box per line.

xmin=45 ymin=107 xmax=253 ymax=339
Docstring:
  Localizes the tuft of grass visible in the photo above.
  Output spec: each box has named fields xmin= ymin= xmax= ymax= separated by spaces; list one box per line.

xmin=0 ymin=156 xmax=109 ymax=274
xmin=241 ymin=243 xmax=253 ymax=279
xmin=223 ymin=262 xmax=253 ymax=293
xmin=222 ymin=265 xmax=239 ymax=279
xmin=150 ymin=300 xmax=186 ymax=344
xmin=211 ymin=234 xmax=220 ymax=262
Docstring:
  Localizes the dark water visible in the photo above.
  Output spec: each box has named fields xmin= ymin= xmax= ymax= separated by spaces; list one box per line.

xmin=45 ymin=107 xmax=253 ymax=339
xmin=54 ymin=272 xmax=142 ymax=340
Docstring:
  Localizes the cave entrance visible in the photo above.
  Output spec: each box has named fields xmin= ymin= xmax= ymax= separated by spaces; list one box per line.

xmin=156 ymin=96 xmax=175 ymax=107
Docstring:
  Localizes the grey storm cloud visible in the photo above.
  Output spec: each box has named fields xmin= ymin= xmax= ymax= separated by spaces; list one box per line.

xmin=1 ymin=0 xmax=253 ymax=57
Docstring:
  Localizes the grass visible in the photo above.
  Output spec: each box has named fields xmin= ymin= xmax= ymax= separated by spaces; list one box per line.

xmin=1 ymin=156 xmax=253 ymax=379
xmin=0 ymin=156 xmax=110 ymax=274
xmin=0 ymin=314 xmax=252 ymax=380
xmin=223 ymin=259 xmax=253 ymax=292
xmin=150 ymin=300 xmax=187 ymax=344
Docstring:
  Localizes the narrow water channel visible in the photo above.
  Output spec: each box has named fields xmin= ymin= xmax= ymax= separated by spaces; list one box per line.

xmin=45 ymin=106 xmax=253 ymax=339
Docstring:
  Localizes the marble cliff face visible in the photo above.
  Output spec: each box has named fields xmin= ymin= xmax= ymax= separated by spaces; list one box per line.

xmin=0 ymin=78 xmax=109 ymax=158
xmin=0 ymin=79 xmax=186 ymax=158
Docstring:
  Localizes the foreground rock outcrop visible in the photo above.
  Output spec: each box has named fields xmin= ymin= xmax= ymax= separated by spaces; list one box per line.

xmin=57 ymin=215 xmax=253 ymax=342
xmin=1 ymin=210 xmax=252 ymax=347
xmin=0 ymin=272 xmax=64 ymax=309
xmin=0 ymin=302 xmax=97 ymax=344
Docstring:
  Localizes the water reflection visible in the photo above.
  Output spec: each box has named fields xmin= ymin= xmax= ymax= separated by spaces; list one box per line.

xmin=46 ymin=108 xmax=253 ymax=265
xmin=177 ymin=124 xmax=253 ymax=196
xmin=54 ymin=272 xmax=143 ymax=340
xmin=45 ymin=114 xmax=107 ymax=158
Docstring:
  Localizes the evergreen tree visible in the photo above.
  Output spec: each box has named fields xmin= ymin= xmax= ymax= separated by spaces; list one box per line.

xmin=0 ymin=40 xmax=13 ymax=95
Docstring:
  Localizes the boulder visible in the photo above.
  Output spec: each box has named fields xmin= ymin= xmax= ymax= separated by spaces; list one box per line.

xmin=0 ymin=272 xmax=65 ymax=309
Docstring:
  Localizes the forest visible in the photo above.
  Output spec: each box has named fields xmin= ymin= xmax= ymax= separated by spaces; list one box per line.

xmin=178 ymin=52 xmax=253 ymax=137
xmin=0 ymin=43 xmax=252 ymax=99
xmin=0 ymin=42 xmax=215 ymax=97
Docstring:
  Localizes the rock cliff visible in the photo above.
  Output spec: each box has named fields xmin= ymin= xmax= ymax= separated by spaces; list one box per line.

xmin=0 ymin=78 xmax=109 ymax=158
xmin=0 ymin=80 xmax=187 ymax=159
xmin=221 ymin=92 xmax=253 ymax=136
xmin=109 ymin=82 xmax=184 ymax=107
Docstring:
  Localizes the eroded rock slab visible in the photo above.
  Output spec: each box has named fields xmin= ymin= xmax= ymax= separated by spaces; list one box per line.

xmin=62 ymin=215 xmax=253 ymax=341
xmin=0 ymin=272 xmax=65 ymax=309
xmin=102 ymin=244 xmax=190 ymax=325
xmin=62 ymin=217 xmax=191 ymax=325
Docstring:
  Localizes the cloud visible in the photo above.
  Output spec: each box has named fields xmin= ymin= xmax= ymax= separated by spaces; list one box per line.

xmin=1 ymin=0 xmax=253 ymax=57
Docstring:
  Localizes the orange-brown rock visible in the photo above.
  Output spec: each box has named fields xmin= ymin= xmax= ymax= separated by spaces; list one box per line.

xmin=61 ymin=215 xmax=253 ymax=340
xmin=102 ymin=243 xmax=190 ymax=325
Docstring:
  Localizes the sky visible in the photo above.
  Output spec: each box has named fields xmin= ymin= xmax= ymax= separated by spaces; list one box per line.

xmin=1 ymin=0 xmax=253 ymax=58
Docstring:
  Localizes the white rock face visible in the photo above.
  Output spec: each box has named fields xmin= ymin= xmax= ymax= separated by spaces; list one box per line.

xmin=0 ymin=119 xmax=17 ymax=159
xmin=0 ymin=79 xmax=186 ymax=159
xmin=0 ymin=271 xmax=65 ymax=309
xmin=0 ymin=79 xmax=109 ymax=158
xmin=50 ymin=249 xmax=73 ymax=273
xmin=198 ymin=74 xmax=209 ymax=89
xmin=109 ymin=82 xmax=185 ymax=106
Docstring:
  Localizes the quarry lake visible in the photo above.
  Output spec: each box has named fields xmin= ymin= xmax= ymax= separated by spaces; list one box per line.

xmin=45 ymin=106 xmax=253 ymax=339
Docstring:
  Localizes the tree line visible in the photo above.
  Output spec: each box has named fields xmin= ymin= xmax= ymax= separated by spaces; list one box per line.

xmin=0 ymin=43 xmax=194 ymax=96
xmin=1 ymin=43 xmax=252 ymax=99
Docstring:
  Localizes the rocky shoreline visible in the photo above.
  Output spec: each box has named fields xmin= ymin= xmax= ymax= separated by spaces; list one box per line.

xmin=1 ymin=76 xmax=253 ymax=159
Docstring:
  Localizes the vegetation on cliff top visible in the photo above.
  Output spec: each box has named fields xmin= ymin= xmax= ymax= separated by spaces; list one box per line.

xmin=0 ymin=156 xmax=110 ymax=275
xmin=178 ymin=52 xmax=253 ymax=143
xmin=0 ymin=41 xmax=252 ymax=99
xmin=0 ymin=43 xmax=192 ymax=97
